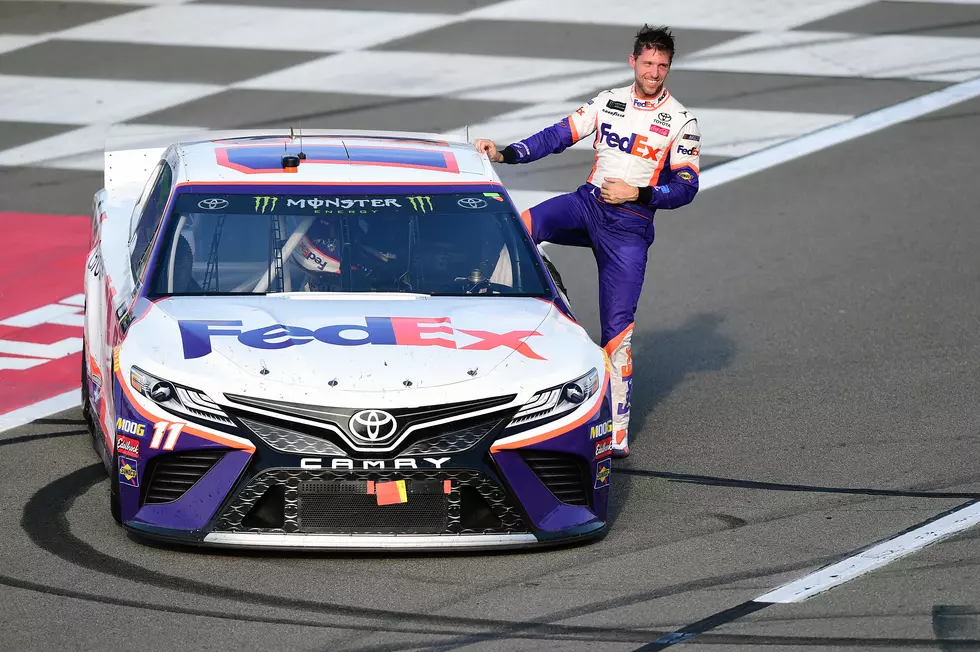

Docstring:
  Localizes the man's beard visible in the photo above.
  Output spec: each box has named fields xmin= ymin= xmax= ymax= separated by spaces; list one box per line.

xmin=636 ymin=78 xmax=663 ymax=98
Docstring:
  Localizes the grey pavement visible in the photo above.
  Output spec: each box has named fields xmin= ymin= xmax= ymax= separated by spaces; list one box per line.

xmin=2 ymin=1 xmax=980 ymax=650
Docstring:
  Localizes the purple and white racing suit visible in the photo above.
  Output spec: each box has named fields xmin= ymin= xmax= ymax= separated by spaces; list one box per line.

xmin=500 ymin=83 xmax=701 ymax=452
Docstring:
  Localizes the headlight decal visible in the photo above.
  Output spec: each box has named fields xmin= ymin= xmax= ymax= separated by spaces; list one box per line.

xmin=115 ymin=362 xmax=254 ymax=453
xmin=490 ymin=368 xmax=609 ymax=452
xmin=130 ymin=365 xmax=234 ymax=426
xmin=508 ymin=368 xmax=600 ymax=430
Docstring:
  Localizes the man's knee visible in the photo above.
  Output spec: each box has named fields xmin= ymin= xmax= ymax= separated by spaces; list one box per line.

xmin=520 ymin=209 xmax=536 ymax=241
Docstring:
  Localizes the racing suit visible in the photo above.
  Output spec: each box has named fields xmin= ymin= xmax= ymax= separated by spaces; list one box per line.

xmin=499 ymin=84 xmax=701 ymax=452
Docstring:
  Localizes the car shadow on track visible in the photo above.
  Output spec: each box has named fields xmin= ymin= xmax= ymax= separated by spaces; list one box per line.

xmin=607 ymin=311 xmax=737 ymax=528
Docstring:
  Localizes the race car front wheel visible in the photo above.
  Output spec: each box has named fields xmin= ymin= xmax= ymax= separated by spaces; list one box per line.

xmin=80 ymin=347 xmax=106 ymax=464
xmin=109 ymin=450 xmax=122 ymax=525
xmin=81 ymin=349 xmax=92 ymax=432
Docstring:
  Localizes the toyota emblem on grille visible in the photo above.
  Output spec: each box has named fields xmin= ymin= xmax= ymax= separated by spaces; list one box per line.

xmin=198 ymin=198 xmax=229 ymax=210
xmin=349 ymin=410 xmax=398 ymax=443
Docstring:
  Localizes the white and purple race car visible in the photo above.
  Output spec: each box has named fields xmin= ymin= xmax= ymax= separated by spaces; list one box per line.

xmin=82 ymin=130 xmax=614 ymax=550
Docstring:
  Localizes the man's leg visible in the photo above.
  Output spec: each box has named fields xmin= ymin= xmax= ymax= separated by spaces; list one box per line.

xmin=520 ymin=188 xmax=592 ymax=247
xmin=591 ymin=221 xmax=653 ymax=457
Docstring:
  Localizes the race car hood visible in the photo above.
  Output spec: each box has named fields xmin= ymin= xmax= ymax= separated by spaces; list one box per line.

xmin=126 ymin=294 xmax=589 ymax=398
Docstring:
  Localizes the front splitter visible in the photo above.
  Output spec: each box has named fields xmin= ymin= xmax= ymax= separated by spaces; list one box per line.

xmin=203 ymin=531 xmax=540 ymax=550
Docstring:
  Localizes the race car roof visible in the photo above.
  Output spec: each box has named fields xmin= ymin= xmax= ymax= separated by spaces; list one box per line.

xmin=170 ymin=130 xmax=496 ymax=186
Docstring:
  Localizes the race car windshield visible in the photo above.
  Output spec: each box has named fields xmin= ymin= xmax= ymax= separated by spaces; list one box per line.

xmin=149 ymin=192 xmax=551 ymax=297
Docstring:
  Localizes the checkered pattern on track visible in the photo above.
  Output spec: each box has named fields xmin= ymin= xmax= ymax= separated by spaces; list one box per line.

xmin=1 ymin=0 xmax=979 ymax=207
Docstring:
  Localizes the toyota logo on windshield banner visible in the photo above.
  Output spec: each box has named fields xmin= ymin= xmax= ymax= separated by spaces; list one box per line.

xmin=349 ymin=410 xmax=397 ymax=443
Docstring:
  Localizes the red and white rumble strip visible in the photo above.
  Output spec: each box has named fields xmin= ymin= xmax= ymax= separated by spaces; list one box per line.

xmin=0 ymin=212 xmax=89 ymax=432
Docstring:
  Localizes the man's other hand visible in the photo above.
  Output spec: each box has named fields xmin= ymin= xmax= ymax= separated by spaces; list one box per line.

xmin=601 ymin=178 xmax=640 ymax=204
xmin=474 ymin=138 xmax=504 ymax=163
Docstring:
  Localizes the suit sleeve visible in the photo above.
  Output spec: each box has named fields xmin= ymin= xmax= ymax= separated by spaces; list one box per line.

xmin=500 ymin=95 xmax=602 ymax=164
xmin=637 ymin=119 xmax=701 ymax=210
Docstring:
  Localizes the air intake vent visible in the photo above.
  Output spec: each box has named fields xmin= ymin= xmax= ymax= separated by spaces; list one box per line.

xmin=142 ymin=451 xmax=224 ymax=505
xmin=520 ymin=451 xmax=590 ymax=506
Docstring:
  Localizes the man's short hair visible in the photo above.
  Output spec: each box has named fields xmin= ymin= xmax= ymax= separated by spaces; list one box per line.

xmin=633 ymin=25 xmax=675 ymax=63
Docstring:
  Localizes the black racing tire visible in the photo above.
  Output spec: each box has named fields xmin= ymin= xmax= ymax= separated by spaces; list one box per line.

xmin=81 ymin=347 xmax=98 ymax=453
xmin=81 ymin=349 xmax=90 ymax=421
xmin=109 ymin=450 xmax=122 ymax=525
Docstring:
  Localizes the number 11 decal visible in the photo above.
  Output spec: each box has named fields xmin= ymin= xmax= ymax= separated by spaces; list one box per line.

xmin=150 ymin=421 xmax=184 ymax=450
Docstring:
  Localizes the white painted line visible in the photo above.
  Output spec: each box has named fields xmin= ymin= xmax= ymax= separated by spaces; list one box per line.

xmin=673 ymin=31 xmax=980 ymax=83
xmin=700 ymin=75 xmax=980 ymax=189
xmin=756 ymin=501 xmax=980 ymax=604
xmin=0 ymin=391 xmax=80 ymax=435
xmin=57 ymin=5 xmax=457 ymax=52
xmin=467 ymin=0 xmax=878 ymax=31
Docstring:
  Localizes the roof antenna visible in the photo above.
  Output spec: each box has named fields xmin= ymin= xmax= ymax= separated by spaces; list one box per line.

xmin=298 ymin=126 xmax=306 ymax=160
xmin=282 ymin=126 xmax=300 ymax=169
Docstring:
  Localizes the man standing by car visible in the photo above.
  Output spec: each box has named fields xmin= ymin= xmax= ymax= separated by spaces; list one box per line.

xmin=474 ymin=25 xmax=701 ymax=458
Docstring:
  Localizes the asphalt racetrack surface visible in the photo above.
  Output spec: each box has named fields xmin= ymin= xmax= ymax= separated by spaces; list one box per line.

xmin=3 ymin=2 xmax=980 ymax=651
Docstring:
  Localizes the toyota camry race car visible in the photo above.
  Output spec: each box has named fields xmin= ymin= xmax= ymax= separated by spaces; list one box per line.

xmin=82 ymin=129 xmax=614 ymax=550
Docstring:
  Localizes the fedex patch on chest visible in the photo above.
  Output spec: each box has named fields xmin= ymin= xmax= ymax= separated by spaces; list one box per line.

xmin=599 ymin=123 xmax=661 ymax=161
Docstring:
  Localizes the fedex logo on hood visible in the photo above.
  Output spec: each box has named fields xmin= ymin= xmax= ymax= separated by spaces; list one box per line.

xmin=178 ymin=318 xmax=545 ymax=360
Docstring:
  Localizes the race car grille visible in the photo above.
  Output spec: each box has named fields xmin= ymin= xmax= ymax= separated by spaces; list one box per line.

xmin=399 ymin=415 xmax=504 ymax=456
xmin=142 ymin=450 xmax=225 ymax=505
xmin=239 ymin=417 xmax=345 ymax=456
xmin=223 ymin=393 xmax=517 ymax=453
xmin=299 ymin=482 xmax=448 ymax=533
xmin=520 ymin=451 xmax=591 ymax=507
xmin=214 ymin=468 xmax=527 ymax=535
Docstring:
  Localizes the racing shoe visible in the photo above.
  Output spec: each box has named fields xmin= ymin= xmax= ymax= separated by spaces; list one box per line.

xmin=611 ymin=430 xmax=630 ymax=458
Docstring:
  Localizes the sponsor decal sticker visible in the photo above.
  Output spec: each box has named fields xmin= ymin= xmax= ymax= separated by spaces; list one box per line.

xmin=594 ymin=436 xmax=613 ymax=460
xmin=484 ymin=192 xmax=505 ymax=202
xmin=198 ymin=198 xmax=228 ymax=210
xmin=284 ymin=197 xmax=402 ymax=213
xmin=658 ymin=112 xmax=672 ymax=124
xmin=595 ymin=458 xmax=611 ymax=489
xmin=649 ymin=124 xmax=670 ymax=137
xmin=457 ymin=197 xmax=487 ymax=210
xmin=119 ymin=456 xmax=139 ymax=487
xmin=677 ymin=171 xmax=695 ymax=181
xmin=177 ymin=317 xmax=546 ymax=361
xmin=116 ymin=435 xmax=140 ymax=457
xmin=677 ymin=145 xmax=699 ymax=156
xmin=253 ymin=196 xmax=278 ymax=214
xmin=606 ymin=100 xmax=627 ymax=112
xmin=589 ymin=419 xmax=613 ymax=440
xmin=116 ymin=416 xmax=146 ymax=438
xmin=407 ymin=195 xmax=433 ymax=213
xmin=682 ymin=133 xmax=701 ymax=142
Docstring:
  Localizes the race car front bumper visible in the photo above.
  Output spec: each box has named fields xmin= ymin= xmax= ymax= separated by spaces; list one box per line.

xmin=115 ymin=381 xmax=614 ymax=551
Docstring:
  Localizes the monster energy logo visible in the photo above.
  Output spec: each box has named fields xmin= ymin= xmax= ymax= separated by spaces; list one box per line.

xmin=407 ymin=196 xmax=433 ymax=213
xmin=254 ymin=196 xmax=279 ymax=213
